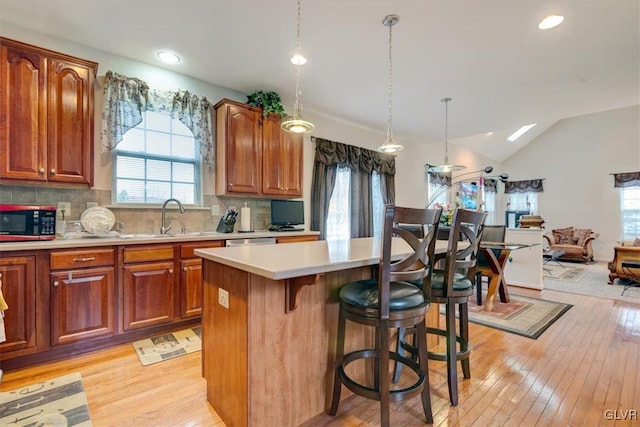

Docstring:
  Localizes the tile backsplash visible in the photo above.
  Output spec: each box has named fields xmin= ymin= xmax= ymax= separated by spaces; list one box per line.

xmin=0 ymin=185 xmax=273 ymax=234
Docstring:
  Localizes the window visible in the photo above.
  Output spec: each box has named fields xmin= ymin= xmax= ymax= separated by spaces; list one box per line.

xmin=507 ymin=192 xmax=538 ymax=214
xmin=427 ymin=175 xmax=448 ymax=207
xmin=620 ymin=187 xmax=640 ymax=240
xmin=483 ymin=189 xmax=496 ymax=225
xmin=113 ymin=111 xmax=200 ymax=205
xmin=326 ymin=168 xmax=384 ymax=240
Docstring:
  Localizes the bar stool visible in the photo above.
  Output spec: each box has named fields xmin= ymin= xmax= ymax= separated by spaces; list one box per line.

xmin=393 ymin=208 xmax=486 ymax=406
xmin=328 ymin=205 xmax=441 ymax=427
xmin=428 ymin=209 xmax=486 ymax=405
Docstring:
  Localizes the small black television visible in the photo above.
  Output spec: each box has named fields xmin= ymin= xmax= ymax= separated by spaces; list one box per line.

xmin=270 ymin=200 xmax=304 ymax=227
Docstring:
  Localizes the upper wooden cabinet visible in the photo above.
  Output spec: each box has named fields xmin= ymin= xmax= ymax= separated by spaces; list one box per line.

xmin=262 ymin=113 xmax=303 ymax=197
xmin=214 ymin=98 xmax=303 ymax=198
xmin=0 ymin=37 xmax=97 ymax=186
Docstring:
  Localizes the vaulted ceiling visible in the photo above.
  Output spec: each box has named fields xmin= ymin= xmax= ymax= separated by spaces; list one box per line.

xmin=1 ymin=0 xmax=638 ymax=161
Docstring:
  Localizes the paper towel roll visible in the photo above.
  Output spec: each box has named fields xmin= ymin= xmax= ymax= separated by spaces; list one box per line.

xmin=240 ymin=207 xmax=251 ymax=231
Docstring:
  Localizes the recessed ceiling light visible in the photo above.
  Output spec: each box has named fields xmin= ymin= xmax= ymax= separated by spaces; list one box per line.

xmin=538 ymin=15 xmax=565 ymax=30
xmin=157 ymin=51 xmax=181 ymax=64
xmin=290 ymin=53 xmax=307 ymax=65
xmin=507 ymin=124 xmax=536 ymax=142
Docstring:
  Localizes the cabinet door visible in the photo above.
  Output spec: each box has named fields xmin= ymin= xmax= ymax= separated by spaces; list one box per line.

xmin=123 ymin=261 xmax=175 ymax=331
xmin=0 ymin=42 xmax=47 ymax=181
xmin=50 ymin=267 xmax=115 ymax=345
xmin=47 ymin=57 xmax=94 ymax=185
xmin=0 ymin=256 xmax=38 ymax=356
xmin=262 ymin=114 xmax=303 ymax=197
xmin=180 ymin=258 xmax=202 ymax=318
xmin=223 ymin=102 xmax=262 ymax=194
xmin=279 ymin=129 xmax=303 ymax=197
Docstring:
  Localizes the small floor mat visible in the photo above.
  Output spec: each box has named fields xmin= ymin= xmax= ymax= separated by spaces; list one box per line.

xmin=132 ymin=327 xmax=202 ymax=366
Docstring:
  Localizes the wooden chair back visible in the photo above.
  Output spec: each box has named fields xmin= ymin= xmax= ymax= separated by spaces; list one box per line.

xmin=377 ymin=205 xmax=441 ymax=319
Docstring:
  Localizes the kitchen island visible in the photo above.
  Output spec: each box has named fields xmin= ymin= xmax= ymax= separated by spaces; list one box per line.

xmin=195 ymin=238 xmax=448 ymax=427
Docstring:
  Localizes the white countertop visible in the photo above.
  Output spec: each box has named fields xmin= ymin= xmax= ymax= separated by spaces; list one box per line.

xmin=0 ymin=230 xmax=319 ymax=252
xmin=195 ymin=237 xmax=451 ymax=281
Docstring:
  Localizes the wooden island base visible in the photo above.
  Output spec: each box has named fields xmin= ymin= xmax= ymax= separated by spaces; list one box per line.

xmin=202 ymin=261 xmax=375 ymax=426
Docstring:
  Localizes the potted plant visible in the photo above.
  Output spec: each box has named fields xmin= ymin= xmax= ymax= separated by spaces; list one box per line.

xmin=246 ymin=90 xmax=286 ymax=118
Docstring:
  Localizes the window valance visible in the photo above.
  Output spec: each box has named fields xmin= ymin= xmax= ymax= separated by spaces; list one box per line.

xmin=484 ymin=178 xmax=498 ymax=193
xmin=504 ymin=179 xmax=544 ymax=194
xmin=613 ymin=171 xmax=640 ymax=188
xmin=100 ymin=70 xmax=214 ymax=168
xmin=426 ymin=171 xmax=452 ymax=187
xmin=312 ymin=136 xmax=395 ymax=176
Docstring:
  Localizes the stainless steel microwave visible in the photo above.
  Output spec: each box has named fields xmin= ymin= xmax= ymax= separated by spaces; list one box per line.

xmin=0 ymin=204 xmax=56 ymax=241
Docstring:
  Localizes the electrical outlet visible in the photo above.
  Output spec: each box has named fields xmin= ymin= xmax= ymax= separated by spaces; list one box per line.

xmin=218 ymin=288 xmax=229 ymax=309
xmin=57 ymin=202 xmax=71 ymax=219
xmin=211 ymin=205 xmax=220 ymax=216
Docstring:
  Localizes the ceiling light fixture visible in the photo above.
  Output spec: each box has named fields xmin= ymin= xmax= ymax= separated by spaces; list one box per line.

xmin=157 ymin=51 xmax=181 ymax=64
xmin=507 ymin=123 xmax=536 ymax=142
xmin=377 ymin=14 xmax=403 ymax=154
xmin=281 ymin=0 xmax=314 ymax=134
xmin=538 ymin=15 xmax=565 ymax=30
xmin=428 ymin=97 xmax=465 ymax=172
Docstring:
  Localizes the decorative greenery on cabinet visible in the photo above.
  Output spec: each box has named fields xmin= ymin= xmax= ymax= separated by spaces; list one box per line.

xmin=246 ymin=90 xmax=286 ymax=117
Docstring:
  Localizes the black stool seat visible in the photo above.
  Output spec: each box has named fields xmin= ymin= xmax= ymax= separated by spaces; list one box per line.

xmin=340 ymin=279 xmax=426 ymax=310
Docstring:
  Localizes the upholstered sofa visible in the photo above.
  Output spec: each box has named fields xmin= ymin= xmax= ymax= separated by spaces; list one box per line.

xmin=543 ymin=226 xmax=598 ymax=264
xmin=608 ymin=240 xmax=640 ymax=284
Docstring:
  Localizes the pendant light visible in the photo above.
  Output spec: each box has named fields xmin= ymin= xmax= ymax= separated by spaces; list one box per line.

xmin=281 ymin=0 xmax=315 ymax=134
xmin=428 ymin=97 xmax=466 ymax=172
xmin=377 ymin=14 xmax=403 ymax=153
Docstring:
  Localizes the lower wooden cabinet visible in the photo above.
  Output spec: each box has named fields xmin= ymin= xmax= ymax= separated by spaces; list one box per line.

xmin=50 ymin=267 xmax=115 ymax=345
xmin=49 ymin=248 xmax=116 ymax=345
xmin=0 ymin=255 xmax=38 ymax=357
xmin=122 ymin=245 xmax=176 ymax=331
xmin=179 ymin=240 xmax=224 ymax=318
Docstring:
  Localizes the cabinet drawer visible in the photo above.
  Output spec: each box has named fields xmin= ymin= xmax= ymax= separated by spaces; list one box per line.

xmin=276 ymin=235 xmax=319 ymax=244
xmin=123 ymin=245 xmax=174 ymax=263
xmin=180 ymin=240 xmax=224 ymax=258
xmin=50 ymin=248 xmax=114 ymax=270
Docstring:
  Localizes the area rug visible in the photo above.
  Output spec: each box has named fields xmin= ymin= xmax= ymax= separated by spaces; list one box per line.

xmin=543 ymin=264 xmax=587 ymax=282
xmin=464 ymin=294 xmax=572 ymax=339
xmin=544 ymin=265 xmax=640 ymax=303
xmin=133 ymin=326 xmax=202 ymax=366
xmin=0 ymin=372 xmax=92 ymax=426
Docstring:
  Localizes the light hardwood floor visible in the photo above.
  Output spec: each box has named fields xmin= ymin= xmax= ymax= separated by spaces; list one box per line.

xmin=1 ymin=286 xmax=639 ymax=426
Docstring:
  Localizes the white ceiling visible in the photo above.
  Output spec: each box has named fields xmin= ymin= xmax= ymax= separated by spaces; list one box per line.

xmin=1 ymin=0 xmax=638 ymax=162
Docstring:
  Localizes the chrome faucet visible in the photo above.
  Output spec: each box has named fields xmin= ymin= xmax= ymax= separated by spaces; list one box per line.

xmin=160 ymin=198 xmax=185 ymax=234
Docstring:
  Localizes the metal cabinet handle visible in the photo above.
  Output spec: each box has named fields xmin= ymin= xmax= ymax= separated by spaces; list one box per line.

xmin=50 ymin=168 xmax=56 ymax=174
xmin=168 ymin=269 xmax=174 ymax=274
xmin=39 ymin=168 xmax=45 ymax=174
xmin=183 ymin=267 xmax=188 ymax=272
xmin=73 ymin=257 xmax=95 ymax=263
xmin=53 ymin=281 xmax=60 ymax=287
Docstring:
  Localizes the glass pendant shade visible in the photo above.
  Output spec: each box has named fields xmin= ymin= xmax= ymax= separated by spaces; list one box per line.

xmin=429 ymin=97 xmax=465 ymax=172
xmin=282 ymin=0 xmax=314 ymax=134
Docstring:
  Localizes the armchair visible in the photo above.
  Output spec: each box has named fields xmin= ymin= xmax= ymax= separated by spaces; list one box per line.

xmin=543 ymin=227 xmax=598 ymax=264
xmin=608 ymin=240 xmax=640 ymax=284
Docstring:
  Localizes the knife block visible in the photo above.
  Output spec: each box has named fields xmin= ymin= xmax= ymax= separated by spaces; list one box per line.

xmin=216 ymin=216 xmax=235 ymax=233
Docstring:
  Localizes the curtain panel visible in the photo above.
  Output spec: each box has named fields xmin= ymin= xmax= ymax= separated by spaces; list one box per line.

xmin=100 ymin=71 xmax=215 ymax=168
xmin=504 ymin=179 xmax=544 ymax=194
xmin=613 ymin=172 xmax=640 ymax=188
xmin=310 ymin=137 xmax=396 ymax=240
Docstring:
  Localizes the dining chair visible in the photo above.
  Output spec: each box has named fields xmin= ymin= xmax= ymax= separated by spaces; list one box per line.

xmin=328 ymin=205 xmax=441 ymax=427
xmin=475 ymin=225 xmax=506 ymax=305
xmin=393 ymin=208 xmax=486 ymax=406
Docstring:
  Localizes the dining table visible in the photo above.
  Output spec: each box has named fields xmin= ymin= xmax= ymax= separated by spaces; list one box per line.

xmin=479 ymin=241 xmax=538 ymax=311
